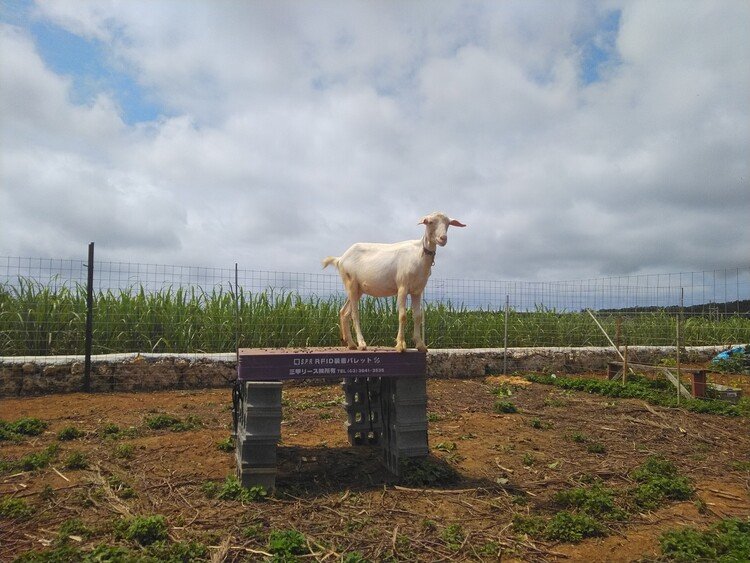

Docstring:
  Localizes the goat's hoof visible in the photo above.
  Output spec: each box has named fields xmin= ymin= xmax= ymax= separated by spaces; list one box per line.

xmin=395 ymin=343 xmax=406 ymax=353
xmin=347 ymin=343 xmax=357 ymax=350
xmin=416 ymin=344 xmax=428 ymax=353
xmin=358 ymin=344 xmax=367 ymax=351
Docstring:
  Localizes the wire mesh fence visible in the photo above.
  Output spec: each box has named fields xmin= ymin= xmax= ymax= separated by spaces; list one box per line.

xmin=1 ymin=254 xmax=749 ymax=358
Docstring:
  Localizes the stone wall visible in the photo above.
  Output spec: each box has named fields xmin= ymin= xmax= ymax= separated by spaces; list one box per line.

xmin=0 ymin=346 xmax=727 ymax=397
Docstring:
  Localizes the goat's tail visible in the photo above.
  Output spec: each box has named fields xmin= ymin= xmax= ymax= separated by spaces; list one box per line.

xmin=321 ymin=256 xmax=339 ymax=270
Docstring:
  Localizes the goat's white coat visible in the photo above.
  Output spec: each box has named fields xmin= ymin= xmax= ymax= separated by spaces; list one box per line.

xmin=322 ymin=212 xmax=466 ymax=352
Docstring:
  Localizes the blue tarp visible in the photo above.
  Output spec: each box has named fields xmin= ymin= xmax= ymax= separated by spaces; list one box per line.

xmin=712 ymin=345 xmax=749 ymax=363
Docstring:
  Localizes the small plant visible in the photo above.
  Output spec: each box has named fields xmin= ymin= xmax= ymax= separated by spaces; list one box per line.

xmin=10 ymin=417 xmax=49 ymax=436
xmin=203 ymin=476 xmax=267 ymax=502
xmin=544 ymin=511 xmax=604 ymax=542
xmin=0 ymin=497 xmax=34 ymax=520
xmin=267 ymin=529 xmax=308 ymax=559
xmin=427 ymin=412 xmax=442 ymax=422
xmin=115 ymin=515 xmax=168 ymax=546
xmin=108 ymin=475 xmax=136 ymax=499
xmin=586 ymin=442 xmax=606 ymax=454
xmin=435 ymin=441 xmax=457 ymax=452
xmin=0 ymin=444 xmax=59 ymax=472
xmin=512 ymin=514 xmax=546 ymax=537
xmin=554 ymin=484 xmax=626 ymax=521
xmin=494 ymin=400 xmax=518 ymax=414
xmin=99 ymin=423 xmax=121 ymax=437
xmin=242 ymin=524 xmax=264 ymax=539
xmin=113 ymin=443 xmax=135 ymax=459
xmin=659 ymin=518 xmax=750 ymax=561
xmin=494 ymin=383 xmax=514 ymax=397
xmin=40 ymin=484 xmax=55 ymax=501
xmin=144 ymin=540 xmax=208 ymax=561
xmin=530 ymin=417 xmax=552 ymax=429
xmin=513 ymin=510 xmax=604 ymax=543
xmin=478 ymin=541 xmax=500 ymax=558
xmin=398 ymin=456 xmax=459 ymax=487
xmin=571 ymin=432 xmax=587 ymax=443
xmin=57 ymin=518 xmax=92 ymax=542
xmin=0 ymin=417 xmax=49 ymax=441
xmin=522 ymin=453 xmax=535 ymax=466
xmin=341 ymin=552 xmax=369 ymax=563
xmin=64 ymin=451 xmax=88 ymax=470
xmin=57 ymin=425 xmax=85 ymax=441
xmin=629 ymin=456 xmax=693 ymax=509
xmin=216 ymin=436 xmax=234 ymax=452
xmin=441 ymin=523 xmax=465 ymax=551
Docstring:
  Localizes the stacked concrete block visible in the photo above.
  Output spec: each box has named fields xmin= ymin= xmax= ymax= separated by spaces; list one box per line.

xmin=342 ymin=377 xmax=382 ymax=446
xmin=380 ymin=376 xmax=429 ymax=476
xmin=234 ymin=381 xmax=282 ymax=491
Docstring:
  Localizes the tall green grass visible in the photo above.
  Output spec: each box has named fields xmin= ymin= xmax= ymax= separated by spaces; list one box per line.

xmin=1 ymin=278 xmax=748 ymax=355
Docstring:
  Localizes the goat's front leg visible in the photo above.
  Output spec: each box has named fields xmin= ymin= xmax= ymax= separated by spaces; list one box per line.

xmin=411 ymin=292 xmax=427 ymax=352
xmin=395 ymin=287 xmax=408 ymax=352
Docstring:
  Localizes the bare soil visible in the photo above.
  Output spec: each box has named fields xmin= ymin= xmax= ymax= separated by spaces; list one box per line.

xmin=1 ymin=371 xmax=749 ymax=562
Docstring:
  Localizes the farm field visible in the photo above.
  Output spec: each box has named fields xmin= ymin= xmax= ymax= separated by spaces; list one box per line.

xmin=3 ymin=280 xmax=750 ymax=355
xmin=1 ymin=373 xmax=749 ymax=562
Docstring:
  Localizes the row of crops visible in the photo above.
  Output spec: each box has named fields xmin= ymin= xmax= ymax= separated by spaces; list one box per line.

xmin=1 ymin=279 xmax=749 ymax=356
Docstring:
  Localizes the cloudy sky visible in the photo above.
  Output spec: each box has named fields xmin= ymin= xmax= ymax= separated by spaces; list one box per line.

xmin=1 ymin=0 xmax=748 ymax=282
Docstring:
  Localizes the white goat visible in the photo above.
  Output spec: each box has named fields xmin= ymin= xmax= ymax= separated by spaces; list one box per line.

xmin=322 ymin=212 xmax=466 ymax=352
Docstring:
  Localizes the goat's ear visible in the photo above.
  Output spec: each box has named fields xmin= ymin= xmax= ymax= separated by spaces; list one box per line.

xmin=418 ymin=216 xmax=431 ymax=225
xmin=449 ymin=219 xmax=466 ymax=227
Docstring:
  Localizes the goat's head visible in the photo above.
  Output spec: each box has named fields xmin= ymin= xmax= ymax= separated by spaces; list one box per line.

xmin=419 ymin=212 xmax=466 ymax=247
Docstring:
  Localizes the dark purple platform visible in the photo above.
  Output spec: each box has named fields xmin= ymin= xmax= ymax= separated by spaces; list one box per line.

xmin=237 ymin=348 xmax=426 ymax=381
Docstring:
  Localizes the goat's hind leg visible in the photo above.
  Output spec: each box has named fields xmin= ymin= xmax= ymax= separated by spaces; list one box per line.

xmin=350 ymin=291 xmax=367 ymax=350
xmin=339 ymin=298 xmax=356 ymax=349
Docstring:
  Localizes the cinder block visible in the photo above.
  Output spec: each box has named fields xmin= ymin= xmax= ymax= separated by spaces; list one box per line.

xmin=379 ymin=376 xmax=429 ymax=476
xmin=242 ymin=381 xmax=283 ymax=408
xmin=239 ymin=407 xmax=282 ymax=439
xmin=236 ymin=432 xmax=278 ymax=467
xmin=237 ymin=466 xmax=276 ymax=491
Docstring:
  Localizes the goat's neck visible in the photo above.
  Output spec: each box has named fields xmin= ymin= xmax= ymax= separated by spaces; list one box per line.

xmin=421 ymin=234 xmax=437 ymax=263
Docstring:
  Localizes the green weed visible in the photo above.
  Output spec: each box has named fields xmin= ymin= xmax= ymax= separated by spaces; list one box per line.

xmin=659 ymin=517 xmax=750 ymax=561
xmin=113 ymin=443 xmax=135 ymax=460
xmin=114 ymin=514 xmax=168 ymax=546
xmin=494 ymin=400 xmax=518 ymax=414
xmin=628 ymin=456 xmax=693 ymax=509
xmin=267 ymin=529 xmax=308 ymax=560
xmin=216 ymin=436 xmax=234 ymax=452
xmin=57 ymin=426 xmax=85 ymax=441
xmin=398 ymin=456 xmax=459 ymax=487
xmin=202 ymin=476 xmax=266 ymax=502
xmin=0 ymin=417 xmax=48 ymax=441
xmin=527 ymin=374 xmax=745 ymax=417
xmin=441 ymin=523 xmax=465 ymax=551
xmin=57 ymin=518 xmax=92 ymax=542
xmin=0 ymin=444 xmax=59 ymax=472
xmin=144 ymin=413 xmax=202 ymax=432
xmin=0 ymin=497 xmax=34 ymax=520
xmin=63 ymin=451 xmax=88 ymax=470
xmin=513 ymin=511 xmax=603 ymax=543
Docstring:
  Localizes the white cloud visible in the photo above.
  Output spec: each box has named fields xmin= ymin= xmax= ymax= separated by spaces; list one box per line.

xmin=2 ymin=0 xmax=748 ymax=284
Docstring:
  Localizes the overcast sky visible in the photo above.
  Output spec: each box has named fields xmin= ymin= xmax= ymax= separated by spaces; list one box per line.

xmin=1 ymin=0 xmax=748 ymax=282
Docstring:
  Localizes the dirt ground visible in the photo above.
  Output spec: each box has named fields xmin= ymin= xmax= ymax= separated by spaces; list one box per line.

xmin=1 ymin=370 xmax=749 ymax=562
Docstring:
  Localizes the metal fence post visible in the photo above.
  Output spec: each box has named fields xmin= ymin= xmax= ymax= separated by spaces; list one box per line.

xmin=503 ymin=294 xmax=509 ymax=375
xmin=83 ymin=242 xmax=94 ymax=392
